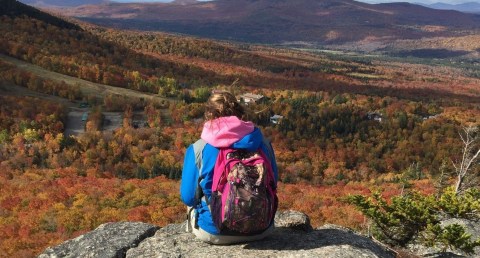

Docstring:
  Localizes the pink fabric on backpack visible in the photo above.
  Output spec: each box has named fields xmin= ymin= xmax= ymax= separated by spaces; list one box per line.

xmin=212 ymin=148 xmax=276 ymax=232
xmin=201 ymin=116 xmax=254 ymax=148
xmin=213 ymin=149 xmax=272 ymax=192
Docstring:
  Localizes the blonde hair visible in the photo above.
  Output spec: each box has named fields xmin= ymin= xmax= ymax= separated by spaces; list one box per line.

xmin=205 ymin=91 xmax=245 ymax=121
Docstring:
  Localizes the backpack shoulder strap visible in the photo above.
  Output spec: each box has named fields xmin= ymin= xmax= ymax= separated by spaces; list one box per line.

xmin=193 ymin=139 xmax=207 ymax=174
xmin=191 ymin=139 xmax=207 ymax=229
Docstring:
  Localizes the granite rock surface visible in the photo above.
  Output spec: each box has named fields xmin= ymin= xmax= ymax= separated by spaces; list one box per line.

xmin=39 ymin=211 xmax=396 ymax=258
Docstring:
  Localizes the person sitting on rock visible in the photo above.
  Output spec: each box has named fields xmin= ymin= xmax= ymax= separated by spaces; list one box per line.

xmin=180 ymin=91 xmax=278 ymax=244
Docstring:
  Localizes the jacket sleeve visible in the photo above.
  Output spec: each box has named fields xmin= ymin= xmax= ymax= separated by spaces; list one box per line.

xmin=180 ymin=145 xmax=199 ymax=206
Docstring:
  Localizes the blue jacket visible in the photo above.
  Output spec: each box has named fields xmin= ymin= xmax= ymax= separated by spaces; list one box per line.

xmin=180 ymin=127 xmax=278 ymax=235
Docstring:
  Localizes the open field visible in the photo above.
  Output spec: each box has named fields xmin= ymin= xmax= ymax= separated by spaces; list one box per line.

xmin=0 ymin=54 xmax=171 ymax=105
xmin=0 ymin=80 xmax=76 ymax=107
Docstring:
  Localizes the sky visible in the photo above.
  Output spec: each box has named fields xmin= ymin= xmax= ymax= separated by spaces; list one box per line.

xmin=112 ymin=0 xmax=480 ymax=4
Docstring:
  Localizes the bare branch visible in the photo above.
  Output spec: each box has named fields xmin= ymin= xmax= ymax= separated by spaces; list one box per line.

xmin=453 ymin=126 xmax=480 ymax=194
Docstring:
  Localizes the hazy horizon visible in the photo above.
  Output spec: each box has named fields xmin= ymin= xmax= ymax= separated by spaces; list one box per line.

xmin=112 ymin=0 xmax=480 ymax=4
xmin=358 ymin=0 xmax=480 ymax=4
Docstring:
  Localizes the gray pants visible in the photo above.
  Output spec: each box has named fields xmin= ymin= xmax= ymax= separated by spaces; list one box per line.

xmin=187 ymin=207 xmax=274 ymax=245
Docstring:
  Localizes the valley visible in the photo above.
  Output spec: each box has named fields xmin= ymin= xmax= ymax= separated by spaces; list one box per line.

xmin=0 ymin=0 xmax=479 ymax=256
xmin=49 ymin=0 xmax=480 ymax=47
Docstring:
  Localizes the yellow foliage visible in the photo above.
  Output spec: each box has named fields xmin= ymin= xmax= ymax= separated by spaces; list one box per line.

xmin=98 ymin=207 xmax=122 ymax=223
xmin=72 ymin=193 xmax=89 ymax=208
xmin=23 ymin=128 xmax=39 ymax=142
xmin=53 ymin=203 xmax=66 ymax=211
xmin=37 ymin=192 xmax=49 ymax=200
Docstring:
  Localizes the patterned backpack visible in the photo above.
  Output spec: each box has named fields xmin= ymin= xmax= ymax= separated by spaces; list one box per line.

xmin=193 ymin=139 xmax=277 ymax=235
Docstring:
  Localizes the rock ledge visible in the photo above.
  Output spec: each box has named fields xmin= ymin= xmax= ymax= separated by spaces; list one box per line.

xmin=39 ymin=222 xmax=159 ymax=258
xmin=39 ymin=211 xmax=395 ymax=258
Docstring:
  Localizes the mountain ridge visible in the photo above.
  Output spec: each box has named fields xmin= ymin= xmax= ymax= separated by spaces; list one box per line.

xmin=1 ymin=0 xmax=79 ymax=29
xmin=425 ymin=2 xmax=480 ymax=13
xmin=43 ymin=0 xmax=480 ymax=45
xmin=19 ymin=0 xmax=109 ymax=7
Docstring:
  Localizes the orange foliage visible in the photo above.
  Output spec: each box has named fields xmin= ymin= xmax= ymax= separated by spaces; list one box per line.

xmin=0 ymin=168 xmax=183 ymax=257
xmin=1 ymin=15 xmax=479 ymax=256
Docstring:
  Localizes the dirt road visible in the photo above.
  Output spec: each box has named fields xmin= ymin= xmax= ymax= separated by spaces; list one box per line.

xmin=103 ymin=112 xmax=123 ymax=132
xmin=1 ymin=55 xmax=176 ymax=136
xmin=64 ymin=109 xmax=88 ymax=137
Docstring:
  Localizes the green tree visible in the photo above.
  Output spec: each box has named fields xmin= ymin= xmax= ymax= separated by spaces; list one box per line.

xmin=347 ymin=191 xmax=437 ymax=246
xmin=347 ymin=188 xmax=480 ymax=254
xmin=0 ymin=129 xmax=8 ymax=143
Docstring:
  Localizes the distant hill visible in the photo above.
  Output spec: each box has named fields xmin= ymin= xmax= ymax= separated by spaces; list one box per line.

xmin=18 ymin=0 xmax=108 ymax=7
xmin=0 ymin=0 xmax=79 ymax=29
xmin=49 ymin=0 xmax=480 ymax=45
xmin=425 ymin=2 xmax=480 ymax=14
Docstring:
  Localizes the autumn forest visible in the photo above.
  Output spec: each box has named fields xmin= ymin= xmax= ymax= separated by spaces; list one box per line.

xmin=0 ymin=0 xmax=479 ymax=256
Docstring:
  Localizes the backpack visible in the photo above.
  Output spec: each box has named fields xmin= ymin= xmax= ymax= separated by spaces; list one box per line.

xmin=192 ymin=139 xmax=277 ymax=235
